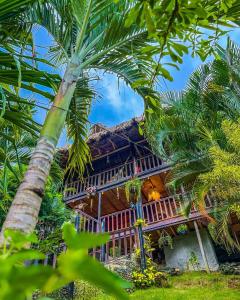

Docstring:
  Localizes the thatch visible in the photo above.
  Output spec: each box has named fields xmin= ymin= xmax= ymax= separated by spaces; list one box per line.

xmin=58 ymin=116 xmax=144 ymax=166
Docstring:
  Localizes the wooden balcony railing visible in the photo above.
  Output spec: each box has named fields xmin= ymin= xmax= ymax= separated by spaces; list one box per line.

xmin=77 ymin=210 xmax=99 ymax=233
xmin=64 ymin=154 xmax=164 ymax=201
xmin=99 ymin=193 xmax=214 ymax=234
xmin=41 ymin=193 xmax=214 ymax=266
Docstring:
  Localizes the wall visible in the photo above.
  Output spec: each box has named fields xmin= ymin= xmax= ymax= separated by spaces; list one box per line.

xmin=164 ymin=229 xmax=219 ymax=271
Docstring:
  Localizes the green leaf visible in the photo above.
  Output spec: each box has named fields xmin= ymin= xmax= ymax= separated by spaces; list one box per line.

xmin=58 ymin=250 xmax=131 ymax=300
xmin=4 ymin=229 xmax=38 ymax=249
xmin=62 ymin=222 xmax=110 ymax=249
xmin=159 ymin=67 xmax=173 ymax=81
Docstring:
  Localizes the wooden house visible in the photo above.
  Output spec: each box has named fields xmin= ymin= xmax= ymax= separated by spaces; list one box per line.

xmin=61 ymin=117 xmax=240 ymax=271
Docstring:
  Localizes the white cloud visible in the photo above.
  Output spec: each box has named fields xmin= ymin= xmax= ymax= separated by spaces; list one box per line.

xmin=101 ymin=73 xmax=144 ymax=118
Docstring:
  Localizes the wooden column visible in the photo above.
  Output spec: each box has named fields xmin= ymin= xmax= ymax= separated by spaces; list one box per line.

xmin=97 ymin=192 xmax=105 ymax=262
xmin=136 ymin=197 xmax=146 ymax=272
xmin=100 ymin=219 xmax=106 ymax=262
xmin=75 ymin=212 xmax=80 ymax=233
xmin=97 ymin=192 xmax=102 ymax=232
xmin=194 ymin=221 xmax=210 ymax=273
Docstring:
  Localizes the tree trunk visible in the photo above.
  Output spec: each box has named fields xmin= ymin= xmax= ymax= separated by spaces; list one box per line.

xmin=0 ymin=61 xmax=79 ymax=244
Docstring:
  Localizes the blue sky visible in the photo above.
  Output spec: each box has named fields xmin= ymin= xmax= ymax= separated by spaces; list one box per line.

xmin=32 ymin=26 xmax=240 ymax=147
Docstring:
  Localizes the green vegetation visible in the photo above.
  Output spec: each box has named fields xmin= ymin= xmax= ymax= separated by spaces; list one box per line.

xmin=0 ymin=223 xmax=129 ymax=300
xmin=93 ymin=272 xmax=240 ymax=300
xmin=146 ymin=39 xmax=240 ymax=252
xmin=1 ymin=1 xmax=240 ymax=299
xmin=125 ymin=178 xmax=143 ymax=204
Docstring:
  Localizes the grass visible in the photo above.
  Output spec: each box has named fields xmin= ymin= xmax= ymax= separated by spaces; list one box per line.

xmin=93 ymin=272 xmax=240 ymax=300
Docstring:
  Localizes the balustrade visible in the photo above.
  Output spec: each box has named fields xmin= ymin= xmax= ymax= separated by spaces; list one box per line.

xmin=64 ymin=154 xmax=163 ymax=200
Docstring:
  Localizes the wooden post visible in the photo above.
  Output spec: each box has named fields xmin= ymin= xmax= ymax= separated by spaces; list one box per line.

xmin=194 ymin=221 xmax=210 ymax=273
xmin=75 ymin=212 xmax=80 ymax=233
xmin=97 ymin=192 xmax=102 ymax=233
xmin=100 ymin=219 xmax=106 ymax=262
xmin=136 ymin=198 xmax=146 ymax=272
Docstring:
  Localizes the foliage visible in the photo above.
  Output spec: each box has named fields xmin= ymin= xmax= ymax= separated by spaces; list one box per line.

xmin=27 ymin=0 xmax=159 ymax=177
xmin=134 ymin=218 xmax=146 ymax=228
xmin=132 ymin=234 xmax=168 ymax=289
xmin=146 ymin=39 xmax=240 ymax=252
xmin=109 ymin=247 xmax=121 ymax=258
xmin=0 ymin=223 xmax=130 ymax=300
xmin=132 ymin=266 xmax=167 ymax=289
xmin=125 ymin=178 xmax=142 ymax=204
xmin=146 ymin=39 xmax=240 ymax=191
xmin=121 ymin=0 xmax=240 ymax=86
xmin=187 ymin=252 xmax=200 ymax=271
xmin=176 ymin=224 xmax=188 ymax=234
xmin=74 ymin=280 xmax=103 ymax=300
xmin=158 ymin=230 xmax=173 ymax=249
xmin=197 ymin=119 xmax=240 ymax=252
xmin=0 ymin=164 xmax=69 ymax=253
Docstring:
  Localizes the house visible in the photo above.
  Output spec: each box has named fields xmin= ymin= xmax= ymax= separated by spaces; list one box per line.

xmin=61 ymin=117 xmax=240 ymax=271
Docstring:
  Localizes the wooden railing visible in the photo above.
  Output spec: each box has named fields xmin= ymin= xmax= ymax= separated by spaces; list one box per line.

xmin=99 ymin=193 xmax=214 ymax=234
xmin=78 ymin=210 xmax=99 ymax=233
xmin=40 ymin=194 xmax=214 ymax=266
xmin=99 ymin=193 xmax=214 ymax=262
xmin=64 ymin=154 xmax=163 ymax=200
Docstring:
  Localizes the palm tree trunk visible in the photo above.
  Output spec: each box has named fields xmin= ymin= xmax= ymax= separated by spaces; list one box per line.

xmin=0 ymin=61 xmax=79 ymax=243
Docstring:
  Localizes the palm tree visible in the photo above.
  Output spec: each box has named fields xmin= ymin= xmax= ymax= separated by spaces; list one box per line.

xmin=146 ymin=39 xmax=240 ymax=191
xmin=0 ymin=0 xmax=158 ymax=239
xmin=146 ymin=39 xmax=240 ymax=250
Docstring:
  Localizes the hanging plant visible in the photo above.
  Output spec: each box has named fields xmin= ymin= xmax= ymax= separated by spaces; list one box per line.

xmin=125 ymin=177 xmax=142 ymax=204
xmin=86 ymin=186 xmax=97 ymax=212
xmin=148 ymin=187 xmax=160 ymax=201
xmin=158 ymin=230 xmax=173 ymax=249
xmin=134 ymin=218 xmax=146 ymax=228
xmin=176 ymin=224 xmax=188 ymax=235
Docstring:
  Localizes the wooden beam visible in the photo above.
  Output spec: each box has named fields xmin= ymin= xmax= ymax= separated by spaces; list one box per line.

xmin=170 ymin=226 xmax=176 ymax=236
xmin=109 ymin=189 xmax=122 ymax=211
xmin=194 ymin=221 xmax=210 ymax=273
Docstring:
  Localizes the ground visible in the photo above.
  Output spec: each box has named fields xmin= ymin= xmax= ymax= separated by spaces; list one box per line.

xmin=93 ymin=272 xmax=240 ymax=300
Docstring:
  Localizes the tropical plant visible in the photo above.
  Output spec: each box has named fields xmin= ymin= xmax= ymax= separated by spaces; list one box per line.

xmin=132 ymin=234 xmax=168 ymax=289
xmin=125 ymin=178 xmax=142 ymax=204
xmin=158 ymin=230 xmax=173 ymax=249
xmin=146 ymin=39 xmax=240 ymax=252
xmin=199 ymin=119 xmax=240 ymax=252
xmin=176 ymin=224 xmax=188 ymax=235
xmin=0 ymin=0 xmax=159 ymax=240
xmin=125 ymin=0 xmax=240 ymax=85
xmin=187 ymin=251 xmax=200 ymax=271
xmin=132 ymin=266 xmax=167 ymax=289
xmin=0 ymin=222 xmax=130 ymax=300
xmin=146 ymin=39 xmax=240 ymax=192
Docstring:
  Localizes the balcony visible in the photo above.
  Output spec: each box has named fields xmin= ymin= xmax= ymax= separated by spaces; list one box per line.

xmin=64 ymin=154 xmax=167 ymax=201
xmin=76 ymin=193 xmax=214 ymax=236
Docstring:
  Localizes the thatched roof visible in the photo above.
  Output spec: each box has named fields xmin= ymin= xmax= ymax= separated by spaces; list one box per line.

xmin=59 ymin=116 xmax=144 ymax=165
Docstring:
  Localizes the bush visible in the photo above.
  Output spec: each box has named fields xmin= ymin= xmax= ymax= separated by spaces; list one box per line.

xmin=74 ymin=280 xmax=103 ymax=299
xmin=132 ymin=266 xmax=168 ymax=289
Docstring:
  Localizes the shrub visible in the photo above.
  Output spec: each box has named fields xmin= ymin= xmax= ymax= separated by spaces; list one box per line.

xmin=0 ymin=223 xmax=130 ymax=300
xmin=132 ymin=266 xmax=168 ymax=289
xmin=74 ymin=280 xmax=103 ymax=299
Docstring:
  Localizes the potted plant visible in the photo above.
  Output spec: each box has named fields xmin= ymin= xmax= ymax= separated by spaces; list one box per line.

xmin=125 ymin=177 xmax=142 ymax=204
xmin=158 ymin=230 xmax=173 ymax=249
xmin=176 ymin=224 xmax=188 ymax=235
